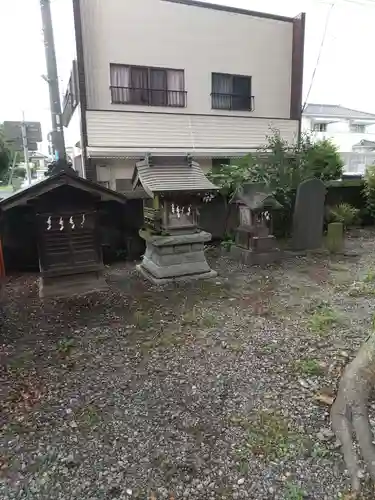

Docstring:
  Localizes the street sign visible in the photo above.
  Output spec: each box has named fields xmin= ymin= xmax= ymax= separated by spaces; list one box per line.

xmin=5 ymin=138 xmax=38 ymax=152
xmin=3 ymin=121 xmax=42 ymax=144
xmin=25 ymin=122 xmax=42 ymax=142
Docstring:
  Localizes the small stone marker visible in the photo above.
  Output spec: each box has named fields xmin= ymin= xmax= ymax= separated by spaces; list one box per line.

xmin=292 ymin=178 xmax=326 ymax=251
xmin=326 ymin=222 xmax=344 ymax=253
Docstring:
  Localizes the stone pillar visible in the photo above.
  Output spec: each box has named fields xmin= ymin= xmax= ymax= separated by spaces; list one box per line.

xmin=326 ymin=222 xmax=344 ymax=253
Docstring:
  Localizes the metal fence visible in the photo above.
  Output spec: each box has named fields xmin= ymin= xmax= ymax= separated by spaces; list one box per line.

xmin=340 ymin=153 xmax=375 ymax=175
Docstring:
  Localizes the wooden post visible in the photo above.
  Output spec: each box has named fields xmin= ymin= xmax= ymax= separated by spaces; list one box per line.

xmin=0 ymin=238 xmax=5 ymax=278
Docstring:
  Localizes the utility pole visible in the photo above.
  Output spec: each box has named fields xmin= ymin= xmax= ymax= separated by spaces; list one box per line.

xmin=21 ymin=112 xmax=32 ymax=186
xmin=40 ymin=0 xmax=66 ymax=164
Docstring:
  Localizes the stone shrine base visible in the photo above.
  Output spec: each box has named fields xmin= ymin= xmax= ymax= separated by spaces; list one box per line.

xmin=39 ymin=271 xmax=107 ymax=299
xmin=230 ymin=245 xmax=282 ymax=266
xmin=138 ymin=229 xmax=217 ymax=285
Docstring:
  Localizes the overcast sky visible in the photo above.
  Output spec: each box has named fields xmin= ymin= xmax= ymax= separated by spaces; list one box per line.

xmin=0 ymin=0 xmax=374 ymax=149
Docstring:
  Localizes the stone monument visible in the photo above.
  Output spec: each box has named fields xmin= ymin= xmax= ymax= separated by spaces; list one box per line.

xmin=292 ymin=178 xmax=326 ymax=251
xmin=132 ymin=155 xmax=218 ymax=284
xmin=229 ymin=183 xmax=282 ymax=265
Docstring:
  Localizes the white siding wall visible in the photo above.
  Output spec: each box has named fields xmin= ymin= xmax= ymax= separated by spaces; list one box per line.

xmin=80 ymin=0 xmax=294 ymax=119
xmin=96 ymin=158 xmax=212 ymax=188
xmin=86 ymin=110 xmax=299 ymax=151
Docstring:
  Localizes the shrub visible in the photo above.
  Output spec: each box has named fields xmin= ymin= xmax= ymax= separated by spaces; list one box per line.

xmin=364 ymin=164 xmax=375 ymax=219
xmin=300 ymin=138 xmax=343 ymax=182
xmin=208 ymin=130 xmax=344 ymax=237
xmin=328 ymin=203 xmax=360 ymax=228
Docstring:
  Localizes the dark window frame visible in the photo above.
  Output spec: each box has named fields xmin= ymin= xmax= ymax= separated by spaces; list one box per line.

xmin=312 ymin=122 xmax=327 ymax=132
xmin=350 ymin=123 xmax=366 ymax=134
xmin=62 ymin=60 xmax=79 ymax=127
xmin=110 ymin=64 xmax=186 ymax=108
xmin=211 ymin=72 xmax=254 ymax=111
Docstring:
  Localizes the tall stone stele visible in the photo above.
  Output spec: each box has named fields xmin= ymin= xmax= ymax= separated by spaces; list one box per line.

xmin=132 ymin=155 xmax=218 ymax=284
xmin=230 ymin=183 xmax=283 ymax=265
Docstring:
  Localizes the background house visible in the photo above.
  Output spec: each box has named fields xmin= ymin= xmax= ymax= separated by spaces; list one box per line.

xmin=302 ymin=104 xmax=375 ymax=175
xmin=58 ymin=0 xmax=305 ymax=190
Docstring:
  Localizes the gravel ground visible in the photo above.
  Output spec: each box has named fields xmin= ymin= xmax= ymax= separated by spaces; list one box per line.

xmin=2 ymin=229 xmax=375 ymax=500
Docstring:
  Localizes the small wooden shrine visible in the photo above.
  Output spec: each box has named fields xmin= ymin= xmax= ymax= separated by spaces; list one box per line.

xmin=0 ymin=168 xmax=127 ymax=298
xmin=132 ymin=155 xmax=218 ymax=284
xmin=230 ymin=182 xmax=282 ymax=265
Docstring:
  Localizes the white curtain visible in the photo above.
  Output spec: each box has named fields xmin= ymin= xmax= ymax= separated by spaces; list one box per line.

xmin=212 ymin=74 xmax=232 ymax=109
xmin=167 ymin=70 xmax=184 ymax=106
xmin=110 ymin=65 xmax=130 ymax=103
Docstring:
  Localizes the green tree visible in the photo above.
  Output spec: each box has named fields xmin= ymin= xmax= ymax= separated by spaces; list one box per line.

xmin=364 ymin=164 xmax=375 ymax=219
xmin=300 ymin=136 xmax=343 ymax=182
xmin=208 ymin=129 xmax=344 ymax=236
xmin=0 ymin=124 xmax=11 ymax=181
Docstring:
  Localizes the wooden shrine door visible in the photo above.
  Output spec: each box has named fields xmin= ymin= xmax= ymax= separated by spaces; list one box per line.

xmin=37 ymin=210 xmax=102 ymax=276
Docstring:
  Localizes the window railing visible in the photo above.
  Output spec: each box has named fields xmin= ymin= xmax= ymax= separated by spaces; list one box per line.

xmin=110 ymin=86 xmax=187 ymax=108
xmin=211 ymin=93 xmax=255 ymax=111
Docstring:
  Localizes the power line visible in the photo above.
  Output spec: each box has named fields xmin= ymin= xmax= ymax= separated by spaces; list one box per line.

xmin=316 ymin=0 xmax=375 ymax=7
xmin=340 ymin=0 xmax=375 ymax=6
xmin=302 ymin=1 xmax=335 ymax=111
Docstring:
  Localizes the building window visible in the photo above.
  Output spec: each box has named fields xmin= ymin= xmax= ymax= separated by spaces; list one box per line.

xmin=110 ymin=64 xmax=186 ymax=107
xmin=211 ymin=73 xmax=254 ymax=111
xmin=350 ymin=124 xmax=366 ymax=133
xmin=313 ymin=123 xmax=327 ymax=132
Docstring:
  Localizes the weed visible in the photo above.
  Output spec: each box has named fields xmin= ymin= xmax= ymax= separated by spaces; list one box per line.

xmin=285 ymin=482 xmax=305 ymax=500
xmin=77 ymin=404 xmax=101 ymax=427
xmin=57 ymin=338 xmax=75 ymax=356
xmin=261 ymin=343 xmax=278 ymax=355
xmin=200 ymin=313 xmax=218 ymax=328
xmin=133 ymin=310 xmax=151 ymax=330
xmin=221 ymin=237 xmax=235 ymax=251
xmin=348 ymin=281 xmax=375 ymax=298
xmin=293 ymin=359 xmax=324 ymax=377
xmin=228 ymin=341 xmax=245 ymax=354
xmin=232 ymin=410 xmax=302 ymax=460
xmin=311 ymin=443 xmax=331 ymax=458
xmin=237 ymin=459 xmax=249 ymax=475
xmin=308 ymin=306 xmax=339 ymax=334
xmin=363 ymin=269 xmax=375 ymax=283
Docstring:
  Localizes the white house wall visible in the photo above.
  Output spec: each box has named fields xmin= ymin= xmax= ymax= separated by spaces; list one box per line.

xmin=79 ymin=0 xmax=294 ymax=120
xmin=302 ymin=116 xmax=375 ymax=152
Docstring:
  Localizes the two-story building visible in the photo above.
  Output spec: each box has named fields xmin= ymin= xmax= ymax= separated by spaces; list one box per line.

xmin=302 ymin=103 xmax=375 ymax=174
xmin=60 ymin=0 xmax=306 ymax=190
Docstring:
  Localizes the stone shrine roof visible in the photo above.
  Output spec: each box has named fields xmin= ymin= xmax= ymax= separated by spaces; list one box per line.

xmin=230 ymin=183 xmax=282 ymax=210
xmin=132 ymin=155 xmax=218 ymax=198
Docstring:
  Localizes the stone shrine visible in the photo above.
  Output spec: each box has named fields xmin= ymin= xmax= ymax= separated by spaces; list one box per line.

xmin=132 ymin=155 xmax=218 ymax=284
xmin=230 ymin=183 xmax=282 ymax=265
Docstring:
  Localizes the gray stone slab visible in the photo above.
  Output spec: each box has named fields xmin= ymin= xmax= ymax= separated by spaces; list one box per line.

xmin=142 ymin=256 xmax=212 ymax=279
xmin=229 ymin=246 xmax=282 ymax=266
xmin=139 ymin=229 xmax=213 ymax=246
xmin=137 ymin=264 xmax=217 ymax=285
xmin=292 ymin=178 xmax=326 ymax=251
